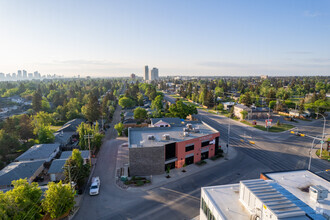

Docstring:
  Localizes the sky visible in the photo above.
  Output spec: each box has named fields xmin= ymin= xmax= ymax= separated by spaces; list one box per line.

xmin=0 ymin=0 xmax=329 ymax=77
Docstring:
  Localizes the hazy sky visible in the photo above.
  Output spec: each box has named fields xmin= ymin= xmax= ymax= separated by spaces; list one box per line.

xmin=0 ymin=0 xmax=329 ymax=77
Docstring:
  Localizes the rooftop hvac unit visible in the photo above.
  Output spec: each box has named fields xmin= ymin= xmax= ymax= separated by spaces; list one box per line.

xmin=183 ymin=127 xmax=189 ymax=132
xmin=186 ymin=123 xmax=193 ymax=130
xmin=162 ymin=134 xmax=171 ymax=140
xmin=147 ymin=135 xmax=155 ymax=140
xmin=183 ymin=132 xmax=189 ymax=137
xmin=193 ymin=126 xmax=200 ymax=133
xmin=310 ymin=185 xmax=329 ymax=202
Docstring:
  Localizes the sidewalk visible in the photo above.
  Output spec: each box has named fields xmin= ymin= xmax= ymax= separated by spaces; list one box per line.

xmin=115 ymin=141 xmax=237 ymax=192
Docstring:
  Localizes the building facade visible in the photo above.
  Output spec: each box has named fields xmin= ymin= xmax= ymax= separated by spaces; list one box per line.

xmin=128 ymin=122 xmax=220 ymax=176
xmin=144 ymin=65 xmax=149 ymax=81
xmin=150 ymin=67 xmax=159 ymax=80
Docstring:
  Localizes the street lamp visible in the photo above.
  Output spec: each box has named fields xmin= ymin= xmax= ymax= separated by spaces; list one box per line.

xmin=316 ymin=113 xmax=327 ymax=159
xmin=308 ymin=138 xmax=319 ymax=170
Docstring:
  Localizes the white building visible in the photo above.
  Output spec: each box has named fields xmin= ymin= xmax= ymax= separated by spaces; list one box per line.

xmin=150 ymin=67 xmax=159 ymax=80
xmin=200 ymin=170 xmax=329 ymax=220
xmin=144 ymin=65 xmax=149 ymax=81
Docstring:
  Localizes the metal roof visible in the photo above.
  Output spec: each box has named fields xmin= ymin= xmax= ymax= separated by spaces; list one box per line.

xmin=0 ymin=160 xmax=45 ymax=186
xmin=15 ymin=143 xmax=60 ymax=161
xmin=57 ymin=118 xmax=85 ymax=133
xmin=241 ymin=179 xmax=306 ymax=218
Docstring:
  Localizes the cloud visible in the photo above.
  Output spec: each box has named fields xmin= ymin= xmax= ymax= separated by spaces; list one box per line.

xmin=303 ymin=11 xmax=322 ymax=18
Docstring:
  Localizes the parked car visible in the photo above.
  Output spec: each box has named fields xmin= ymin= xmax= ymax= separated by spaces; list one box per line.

xmin=89 ymin=177 xmax=100 ymax=196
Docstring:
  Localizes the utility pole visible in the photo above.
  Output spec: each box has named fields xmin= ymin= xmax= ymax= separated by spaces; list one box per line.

xmin=226 ymin=119 xmax=230 ymax=160
xmin=84 ymin=134 xmax=94 ymax=166
xmin=316 ymin=113 xmax=326 ymax=159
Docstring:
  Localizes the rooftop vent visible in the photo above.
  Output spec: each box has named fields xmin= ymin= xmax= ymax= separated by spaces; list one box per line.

xmin=310 ymin=185 xmax=329 ymax=202
xmin=193 ymin=126 xmax=200 ymax=133
xmin=183 ymin=132 xmax=189 ymax=137
xmin=147 ymin=135 xmax=155 ymax=140
xmin=186 ymin=124 xmax=193 ymax=130
xmin=162 ymin=134 xmax=171 ymax=140
xmin=183 ymin=127 xmax=189 ymax=132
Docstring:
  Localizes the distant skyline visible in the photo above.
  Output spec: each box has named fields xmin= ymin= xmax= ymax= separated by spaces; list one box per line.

xmin=0 ymin=0 xmax=329 ymax=77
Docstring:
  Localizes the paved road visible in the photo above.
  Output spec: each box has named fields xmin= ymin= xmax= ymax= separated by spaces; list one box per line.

xmin=74 ymin=96 xmax=329 ymax=220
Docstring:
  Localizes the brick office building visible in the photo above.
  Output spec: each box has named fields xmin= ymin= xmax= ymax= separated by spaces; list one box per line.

xmin=128 ymin=121 xmax=220 ymax=176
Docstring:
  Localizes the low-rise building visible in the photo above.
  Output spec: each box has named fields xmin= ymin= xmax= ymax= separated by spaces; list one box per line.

xmin=57 ymin=118 xmax=85 ymax=133
xmin=234 ymin=104 xmax=272 ymax=120
xmin=15 ymin=143 xmax=60 ymax=162
xmin=150 ymin=117 xmax=183 ymax=127
xmin=128 ymin=121 xmax=220 ymax=176
xmin=48 ymin=150 xmax=90 ymax=182
xmin=200 ymin=170 xmax=328 ymax=220
xmin=222 ymin=102 xmax=235 ymax=111
xmin=0 ymin=160 xmax=45 ymax=188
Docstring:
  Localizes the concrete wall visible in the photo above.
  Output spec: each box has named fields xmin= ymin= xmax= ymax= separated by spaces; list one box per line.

xmin=129 ymin=146 xmax=165 ymax=176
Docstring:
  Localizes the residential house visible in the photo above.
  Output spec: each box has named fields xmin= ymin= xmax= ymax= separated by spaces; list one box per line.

xmin=48 ymin=150 xmax=90 ymax=182
xmin=0 ymin=160 xmax=45 ymax=188
xmin=150 ymin=117 xmax=183 ymax=127
xmin=15 ymin=143 xmax=60 ymax=163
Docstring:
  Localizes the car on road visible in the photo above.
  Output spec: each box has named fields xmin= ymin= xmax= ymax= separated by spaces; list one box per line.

xmin=284 ymin=116 xmax=295 ymax=121
xmin=89 ymin=176 xmax=100 ymax=196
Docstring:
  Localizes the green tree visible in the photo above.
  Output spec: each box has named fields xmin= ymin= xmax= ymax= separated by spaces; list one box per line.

xmin=32 ymin=89 xmax=42 ymax=112
xmin=151 ymin=95 xmax=163 ymax=111
xmin=114 ymin=122 xmax=124 ymax=136
xmin=137 ymin=92 xmax=144 ymax=106
xmin=134 ymin=107 xmax=148 ymax=121
xmin=5 ymin=179 xmax=43 ymax=220
xmin=64 ymin=149 xmax=90 ymax=189
xmin=269 ymin=100 xmax=276 ymax=110
xmin=37 ymin=125 xmax=55 ymax=144
xmin=167 ymin=100 xmax=197 ymax=119
xmin=0 ymin=129 xmax=20 ymax=160
xmin=66 ymin=98 xmax=81 ymax=120
xmin=42 ymin=181 xmax=75 ymax=219
xmin=240 ymin=110 xmax=248 ymax=120
xmin=41 ymin=97 xmax=51 ymax=112
xmin=118 ymin=97 xmax=135 ymax=108
xmin=216 ymin=103 xmax=224 ymax=111
xmin=299 ymin=99 xmax=305 ymax=114
xmin=18 ymin=114 xmax=34 ymax=142
xmin=83 ymin=94 xmax=100 ymax=122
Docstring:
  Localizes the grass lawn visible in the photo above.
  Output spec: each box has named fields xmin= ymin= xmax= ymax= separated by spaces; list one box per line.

xmin=253 ymin=123 xmax=295 ymax=132
xmin=316 ymin=149 xmax=330 ymax=160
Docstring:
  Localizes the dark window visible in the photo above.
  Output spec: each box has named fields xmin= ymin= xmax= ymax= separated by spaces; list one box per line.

xmin=185 ymin=156 xmax=194 ymax=165
xmin=201 ymin=151 xmax=209 ymax=160
xmin=165 ymin=143 xmax=176 ymax=160
xmin=185 ymin=144 xmax=194 ymax=152
xmin=201 ymin=140 xmax=210 ymax=147
xmin=201 ymin=198 xmax=215 ymax=220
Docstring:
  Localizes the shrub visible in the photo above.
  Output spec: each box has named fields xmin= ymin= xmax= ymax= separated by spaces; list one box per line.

xmin=136 ymin=180 xmax=144 ymax=186
xmin=196 ymin=160 xmax=207 ymax=166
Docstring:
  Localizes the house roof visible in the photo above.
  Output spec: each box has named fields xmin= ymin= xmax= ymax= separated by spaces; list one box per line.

xmin=60 ymin=150 xmax=90 ymax=160
xmin=151 ymin=117 xmax=183 ymax=126
xmin=54 ymin=131 xmax=74 ymax=144
xmin=15 ymin=143 xmax=60 ymax=161
xmin=48 ymin=159 xmax=66 ymax=174
xmin=57 ymin=118 xmax=85 ymax=133
xmin=0 ymin=160 xmax=45 ymax=186
xmin=234 ymin=104 xmax=250 ymax=110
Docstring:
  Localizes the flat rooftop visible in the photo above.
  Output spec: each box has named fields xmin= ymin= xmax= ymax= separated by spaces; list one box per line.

xmin=202 ymin=179 xmax=325 ymax=220
xmin=264 ymin=170 xmax=330 ymax=217
xmin=129 ymin=121 xmax=218 ymax=148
